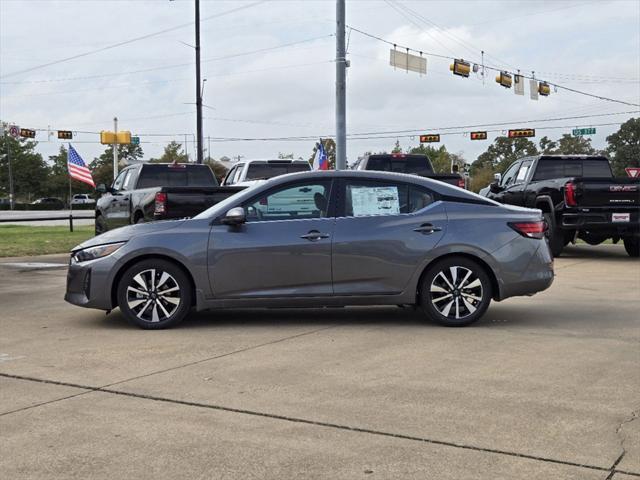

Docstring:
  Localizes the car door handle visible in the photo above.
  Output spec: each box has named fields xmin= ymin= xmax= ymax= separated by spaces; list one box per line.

xmin=300 ymin=230 xmax=330 ymax=241
xmin=413 ymin=223 xmax=442 ymax=234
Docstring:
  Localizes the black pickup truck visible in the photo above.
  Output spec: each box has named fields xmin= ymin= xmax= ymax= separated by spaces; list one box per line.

xmin=95 ymin=163 xmax=244 ymax=234
xmin=352 ymin=154 xmax=466 ymax=189
xmin=482 ymin=155 xmax=639 ymax=257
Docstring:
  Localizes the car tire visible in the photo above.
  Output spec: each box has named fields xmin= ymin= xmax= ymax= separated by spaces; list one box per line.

xmin=95 ymin=214 xmax=107 ymax=235
xmin=543 ymin=212 xmax=564 ymax=257
xmin=116 ymin=259 xmax=192 ymax=329
xmin=623 ymin=237 xmax=639 ymax=258
xmin=419 ymin=257 xmax=492 ymax=327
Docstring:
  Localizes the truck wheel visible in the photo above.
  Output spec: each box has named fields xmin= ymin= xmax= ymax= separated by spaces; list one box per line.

xmin=116 ymin=259 xmax=192 ymax=329
xmin=543 ymin=213 xmax=564 ymax=257
xmin=623 ymin=238 xmax=639 ymax=258
xmin=95 ymin=215 xmax=107 ymax=235
xmin=419 ymin=256 xmax=492 ymax=327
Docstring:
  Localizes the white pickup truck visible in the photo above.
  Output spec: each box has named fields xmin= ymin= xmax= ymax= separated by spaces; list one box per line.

xmin=221 ymin=159 xmax=321 ymax=218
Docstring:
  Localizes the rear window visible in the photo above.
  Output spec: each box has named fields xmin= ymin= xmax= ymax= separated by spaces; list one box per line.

xmin=533 ymin=158 xmax=612 ymax=181
xmin=365 ymin=156 xmax=434 ymax=177
xmin=137 ymin=165 xmax=216 ymax=188
xmin=245 ymin=162 xmax=310 ymax=181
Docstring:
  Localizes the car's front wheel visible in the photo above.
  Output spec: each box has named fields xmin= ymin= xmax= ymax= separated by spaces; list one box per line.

xmin=420 ymin=257 xmax=492 ymax=327
xmin=116 ymin=259 xmax=192 ymax=329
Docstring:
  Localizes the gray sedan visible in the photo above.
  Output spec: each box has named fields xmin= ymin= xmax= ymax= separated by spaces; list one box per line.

xmin=65 ymin=170 xmax=554 ymax=329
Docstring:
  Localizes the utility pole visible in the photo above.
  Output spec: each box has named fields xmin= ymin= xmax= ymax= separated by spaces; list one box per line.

xmin=195 ymin=0 xmax=204 ymax=164
xmin=6 ymin=140 xmax=15 ymax=210
xmin=113 ymin=117 xmax=119 ymax=180
xmin=335 ymin=0 xmax=347 ymax=170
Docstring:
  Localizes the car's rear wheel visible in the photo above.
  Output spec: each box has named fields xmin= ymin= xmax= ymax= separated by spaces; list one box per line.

xmin=623 ymin=237 xmax=639 ymax=257
xmin=543 ymin=212 xmax=564 ymax=257
xmin=116 ymin=259 xmax=192 ymax=329
xmin=419 ymin=257 xmax=492 ymax=327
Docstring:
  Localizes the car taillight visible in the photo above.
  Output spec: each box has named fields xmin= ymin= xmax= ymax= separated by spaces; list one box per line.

xmin=564 ymin=181 xmax=577 ymax=207
xmin=155 ymin=192 xmax=167 ymax=215
xmin=508 ymin=221 xmax=547 ymax=239
xmin=391 ymin=153 xmax=406 ymax=158
xmin=457 ymin=178 xmax=465 ymax=189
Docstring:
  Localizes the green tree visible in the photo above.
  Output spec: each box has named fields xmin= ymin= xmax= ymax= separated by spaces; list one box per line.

xmin=475 ymin=136 xmax=538 ymax=173
xmin=149 ymin=141 xmax=188 ymax=164
xmin=91 ymin=143 xmax=144 ymax=187
xmin=309 ymin=138 xmax=336 ymax=169
xmin=391 ymin=139 xmax=402 ymax=153
xmin=539 ymin=134 xmax=595 ymax=155
xmin=469 ymin=165 xmax=495 ymax=193
xmin=0 ymin=132 xmax=49 ymax=202
xmin=407 ymin=144 xmax=458 ymax=173
xmin=204 ymin=157 xmax=229 ymax=183
xmin=606 ymin=117 xmax=640 ymax=176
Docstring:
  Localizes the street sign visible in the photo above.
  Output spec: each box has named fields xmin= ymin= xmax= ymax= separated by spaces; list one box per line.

xmin=625 ymin=167 xmax=640 ymax=178
xmin=572 ymin=127 xmax=596 ymax=136
xmin=20 ymin=128 xmax=36 ymax=138
xmin=8 ymin=125 xmax=20 ymax=138
xmin=419 ymin=134 xmax=440 ymax=143
xmin=508 ymin=129 xmax=535 ymax=138
xmin=390 ymin=49 xmax=427 ymax=75
xmin=514 ymin=75 xmax=524 ymax=96
xmin=131 ymin=136 xmax=140 ymax=145
xmin=529 ymin=79 xmax=539 ymax=101
xmin=470 ymin=131 xmax=488 ymax=140
xmin=57 ymin=130 xmax=73 ymax=140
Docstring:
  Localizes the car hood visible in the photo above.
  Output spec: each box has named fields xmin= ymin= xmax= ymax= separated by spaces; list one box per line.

xmin=71 ymin=219 xmax=187 ymax=252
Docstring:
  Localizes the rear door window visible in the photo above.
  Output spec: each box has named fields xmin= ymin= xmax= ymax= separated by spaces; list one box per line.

xmin=343 ymin=180 xmax=434 ymax=217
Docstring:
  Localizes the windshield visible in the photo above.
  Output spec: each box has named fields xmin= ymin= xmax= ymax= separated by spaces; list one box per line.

xmin=245 ymin=162 xmax=310 ymax=180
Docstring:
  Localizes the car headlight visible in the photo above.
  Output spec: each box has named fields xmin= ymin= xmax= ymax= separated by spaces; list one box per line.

xmin=72 ymin=242 xmax=125 ymax=264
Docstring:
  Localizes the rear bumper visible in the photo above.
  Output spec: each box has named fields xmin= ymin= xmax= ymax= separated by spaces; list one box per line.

xmin=491 ymin=239 xmax=554 ymax=301
xmin=560 ymin=208 xmax=640 ymax=236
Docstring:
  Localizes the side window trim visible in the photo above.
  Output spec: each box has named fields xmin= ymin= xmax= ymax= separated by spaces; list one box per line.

xmin=224 ymin=166 xmax=236 ymax=185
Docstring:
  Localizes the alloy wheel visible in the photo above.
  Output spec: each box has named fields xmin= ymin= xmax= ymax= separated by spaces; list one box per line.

xmin=429 ymin=266 xmax=483 ymax=320
xmin=126 ymin=268 xmax=181 ymax=323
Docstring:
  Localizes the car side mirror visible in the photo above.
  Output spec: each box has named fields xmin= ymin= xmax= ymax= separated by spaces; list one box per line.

xmin=489 ymin=181 xmax=503 ymax=193
xmin=221 ymin=207 xmax=246 ymax=226
xmin=96 ymin=184 xmax=107 ymax=194
xmin=493 ymin=173 xmax=502 ymax=183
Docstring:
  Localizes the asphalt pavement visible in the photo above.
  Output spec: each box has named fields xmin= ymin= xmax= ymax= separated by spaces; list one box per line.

xmin=0 ymin=244 xmax=638 ymax=479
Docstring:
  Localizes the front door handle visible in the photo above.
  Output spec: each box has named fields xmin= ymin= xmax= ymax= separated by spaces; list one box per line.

xmin=300 ymin=230 xmax=330 ymax=241
xmin=413 ymin=223 xmax=442 ymax=234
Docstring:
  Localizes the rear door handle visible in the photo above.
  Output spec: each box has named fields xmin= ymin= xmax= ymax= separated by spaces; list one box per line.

xmin=300 ymin=230 xmax=330 ymax=241
xmin=413 ymin=223 xmax=442 ymax=234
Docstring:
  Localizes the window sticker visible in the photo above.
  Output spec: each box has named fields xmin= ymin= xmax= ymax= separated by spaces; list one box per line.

xmin=350 ymin=186 xmax=400 ymax=217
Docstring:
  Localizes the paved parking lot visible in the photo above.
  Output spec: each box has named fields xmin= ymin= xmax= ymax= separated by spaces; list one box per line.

xmin=1 ymin=244 xmax=638 ymax=479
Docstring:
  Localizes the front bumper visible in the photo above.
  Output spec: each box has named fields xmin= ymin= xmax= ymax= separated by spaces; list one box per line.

xmin=64 ymin=257 xmax=115 ymax=310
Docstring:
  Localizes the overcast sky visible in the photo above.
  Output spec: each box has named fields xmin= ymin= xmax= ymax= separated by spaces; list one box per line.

xmin=1 ymin=0 xmax=639 ymax=166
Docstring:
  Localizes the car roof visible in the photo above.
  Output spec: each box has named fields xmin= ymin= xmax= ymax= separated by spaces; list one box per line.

xmin=239 ymin=158 xmax=310 ymax=165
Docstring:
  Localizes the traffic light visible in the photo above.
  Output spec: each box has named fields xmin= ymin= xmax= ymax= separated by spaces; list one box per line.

xmin=57 ymin=130 xmax=73 ymax=140
xmin=495 ymin=71 xmax=512 ymax=88
xmin=450 ymin=59 xmax=470 ymax=77
xmin=20 ymin=128 xmax=36 ymax=138
xmin=508 ymin=129 xmax=535 ymax=138
xmin=116 ymin=131 xmax=131 ymax=144
xmin=419 ymin=134 xmax=440 ymax=143
xmin=470 ymin=131 xmax=488 ymax=140
xmin=538 ymin=81 xmax=551 ymax=96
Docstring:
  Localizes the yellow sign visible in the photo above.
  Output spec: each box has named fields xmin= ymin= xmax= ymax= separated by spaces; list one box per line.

xmin=100 ymin=130 xmax=131 ymax=145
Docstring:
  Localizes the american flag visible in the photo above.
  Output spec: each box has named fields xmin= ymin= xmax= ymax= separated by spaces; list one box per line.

xmin=67 ymin=144 xmax=95 ymax=187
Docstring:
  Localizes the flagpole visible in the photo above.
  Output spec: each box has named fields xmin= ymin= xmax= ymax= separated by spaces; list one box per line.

xmin=68 ymin=144 xmax=73 ymax=232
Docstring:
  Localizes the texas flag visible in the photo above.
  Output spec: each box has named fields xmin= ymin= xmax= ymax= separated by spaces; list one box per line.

xmin=312 ymin=140 xmax=329 ymax=170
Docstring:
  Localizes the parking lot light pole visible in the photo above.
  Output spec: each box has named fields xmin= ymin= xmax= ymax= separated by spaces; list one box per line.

xmin=113 ymin=117 xmax=118 ymax=180
xmin=335 ymin=0 xmax=347 ymax=170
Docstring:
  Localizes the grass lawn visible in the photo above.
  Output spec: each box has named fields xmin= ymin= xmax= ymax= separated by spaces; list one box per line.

xmin=0 ymin=225 xmax=94 ymax=258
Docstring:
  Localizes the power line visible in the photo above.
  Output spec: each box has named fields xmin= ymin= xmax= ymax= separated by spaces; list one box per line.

xmin=0 ymin=34 xmax=333 ymax=86
xmin=347 ymin=26 xmax=640 ymax=108
xmin=0 ymin=1 xmax=268 ymax=79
